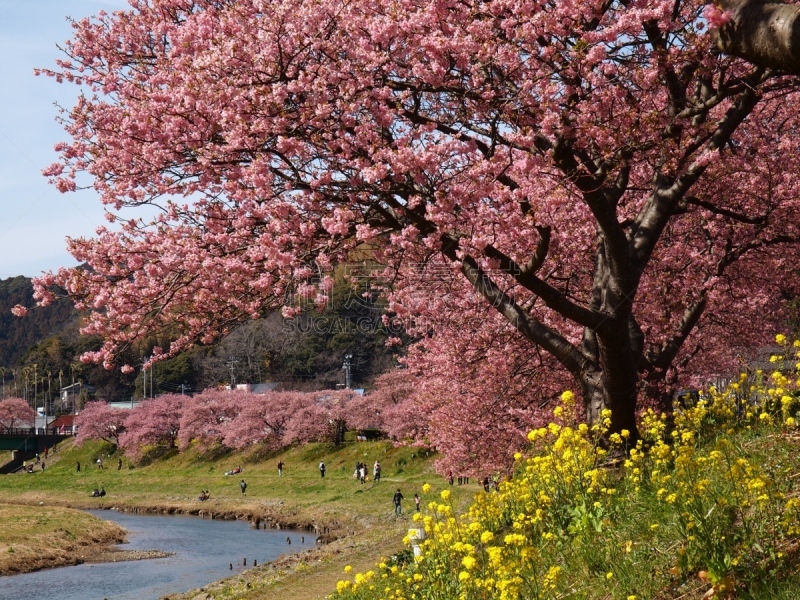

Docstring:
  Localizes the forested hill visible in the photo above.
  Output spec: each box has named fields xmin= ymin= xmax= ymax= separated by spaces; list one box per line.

xmin=0 ymin=276 xmax=77 ymax=368
xmin=0 ymin=274 xmax=401 ymax=401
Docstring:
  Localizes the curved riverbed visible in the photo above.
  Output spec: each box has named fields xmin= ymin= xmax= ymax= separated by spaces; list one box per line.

xmin=0 ymin=510 xmax=316 ymax=600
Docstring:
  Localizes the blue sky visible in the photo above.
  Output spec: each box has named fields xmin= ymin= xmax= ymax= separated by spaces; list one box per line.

xmin=0 ymin=0 xmax=130 ymax=279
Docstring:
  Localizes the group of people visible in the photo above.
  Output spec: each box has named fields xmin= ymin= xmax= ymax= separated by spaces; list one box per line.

xmin=352 ymin=460 xmax=381 ymax=484
xmin=392 ymin=489 xmax=420 ymax=515
xmin=21 ymin=451 xmax=48 ymax=474
xmin=353 ymin=460 xmax=381 ymax=483
xmin=198 ymin=489 xmax=211 ymax=501
xmin=446 ymin=471 xmax=471 ymax=486
xmin=89 ymin=487 xmax=106 ymax=497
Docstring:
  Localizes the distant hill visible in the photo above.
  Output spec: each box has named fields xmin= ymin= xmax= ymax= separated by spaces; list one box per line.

xmin=0 ymin=273 xmax=403 ymax=404
xmin=0 ymin=276 xmax=77 ymax=368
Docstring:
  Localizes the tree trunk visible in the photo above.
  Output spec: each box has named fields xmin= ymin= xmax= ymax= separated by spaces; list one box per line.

xmin=579 ymin=328 xmax=640 ymax=438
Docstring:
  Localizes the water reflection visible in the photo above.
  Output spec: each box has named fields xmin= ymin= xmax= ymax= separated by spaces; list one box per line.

xmin=0 ymin=510 xmax=315 ymax=600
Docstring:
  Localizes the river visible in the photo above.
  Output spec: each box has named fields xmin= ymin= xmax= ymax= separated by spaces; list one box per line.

xmin=0 ymin=510 xmax=316 ymax=600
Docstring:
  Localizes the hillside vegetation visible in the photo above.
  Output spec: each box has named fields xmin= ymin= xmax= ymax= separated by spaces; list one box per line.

xmin=0 ymin=274 xmax=400 ymax=404
xmin=0 ymin=275 xmax=77 ymax=369
xmin=7 ymin=384 xmax=800 ymax=599
xmin=4 ymin=363 xmax=800 ymax=599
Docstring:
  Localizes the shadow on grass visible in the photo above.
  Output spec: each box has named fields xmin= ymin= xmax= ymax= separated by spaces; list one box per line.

xmin=137 ymin=445 xmax=180 ymax=467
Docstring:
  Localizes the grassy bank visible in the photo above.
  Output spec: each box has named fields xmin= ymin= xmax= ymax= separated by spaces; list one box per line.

xmin=0 ymin=503 xmax=127 ymax=575
xmin=0 ymin=438 xmax=475 ymax=599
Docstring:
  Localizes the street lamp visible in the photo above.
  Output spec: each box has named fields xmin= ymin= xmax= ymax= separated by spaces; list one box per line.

xmin=342 ymin=354 xmax=353 ymax=389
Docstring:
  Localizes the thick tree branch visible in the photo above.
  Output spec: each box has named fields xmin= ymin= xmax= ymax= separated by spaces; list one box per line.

xmin=440 ymin=237 xmax=592 ymax=379
xmin=631 ymin=82 xmax=762 ymax=277
xmin=482 ymin=242 xmax=607 ymax=331
xmin=647 ymin=296 xmax=708 ymax=374
xmin=683 ymin=195 xmax=768 ymax=224
xmin=714 ymin=0 xmax=800 ymax=74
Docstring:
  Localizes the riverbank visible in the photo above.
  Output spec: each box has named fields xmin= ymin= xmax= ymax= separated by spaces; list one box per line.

xmin=0 ymin=503 xmax=130 ymax=575
xmin=0 ymin=493 xmax=409 ymax=597
xmin=0 ymin=438 xmax=473 ymax=599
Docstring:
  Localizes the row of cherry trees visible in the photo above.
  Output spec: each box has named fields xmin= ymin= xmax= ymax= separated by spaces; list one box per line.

xmin=74 ymin=378 xmax=420 ymax=462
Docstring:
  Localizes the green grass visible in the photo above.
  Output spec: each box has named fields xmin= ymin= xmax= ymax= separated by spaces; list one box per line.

xmin=2 ymin=439 xmax=446 ymax=508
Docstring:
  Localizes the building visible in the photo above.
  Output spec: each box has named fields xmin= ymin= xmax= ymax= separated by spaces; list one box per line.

xmin=49 ymin=414 xmax=76 ymax=435
xmin=59 ymin=382 xmax=96 ymax=413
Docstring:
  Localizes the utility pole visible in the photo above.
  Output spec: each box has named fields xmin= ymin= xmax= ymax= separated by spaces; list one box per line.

xmin=227 ymin=357 xmax=239 ymax=389
xmin=47 ymin=371 xmax=51 ymax=418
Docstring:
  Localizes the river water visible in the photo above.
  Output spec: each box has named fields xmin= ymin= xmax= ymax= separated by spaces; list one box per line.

xmin=0 ymin=510 xmax=316 ymax=600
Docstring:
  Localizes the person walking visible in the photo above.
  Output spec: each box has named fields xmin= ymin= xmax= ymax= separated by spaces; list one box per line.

xmin=277 ymin=460 xmax=284 ymax=477
xmin=240 ymin=479 xmax=247 ymax=495
xmin=319 ymin=461 xmax=326 ymax=478
xmin=393 ymin=488 xmax=404 ymax=516
xmin=414 ymin=493 xmax=420 ymax=512
xmin=118 ymin=458 xmax=123 ymax=471
xmin=373 ymin=460 xmax=381 ymax=482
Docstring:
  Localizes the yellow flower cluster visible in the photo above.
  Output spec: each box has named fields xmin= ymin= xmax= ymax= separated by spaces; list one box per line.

xmin=332 ymin=336 xmax=800 ymax=600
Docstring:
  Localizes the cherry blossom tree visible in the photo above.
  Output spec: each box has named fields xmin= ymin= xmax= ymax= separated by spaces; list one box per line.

xmin=0 ymin=397 xmax=35 ymax=432
xmin=221 ymin=391 xmax=307 ymax=451
xmin=32 ymin=0 xmax=800 ymax=456
xmin=358 ymin=370 xmax=424 ymax=441
xmin=178 ymin=388 xmax=241 ymax=451
xmin=118 ymin=394 xmax=185 ymax=460
xmin=74 ymin=401 xmax=127 ymax=446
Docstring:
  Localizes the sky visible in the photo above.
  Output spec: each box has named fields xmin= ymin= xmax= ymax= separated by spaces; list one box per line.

xmin=0 ymin=0 xmax=131 ymax=279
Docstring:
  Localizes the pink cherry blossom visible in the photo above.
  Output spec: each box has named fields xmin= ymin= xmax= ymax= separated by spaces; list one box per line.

xmin=703 ymin=4 xmax=732 ymax=28
xmin=29 ymin=0 xmax=800 ymax=470
xmin=75 ymin=401 xmax=127 ymax=446
xmin=118 ymin=394 xmax=185 ymax=460
xmin=0 ymin=397 xmax=36 ymax=432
